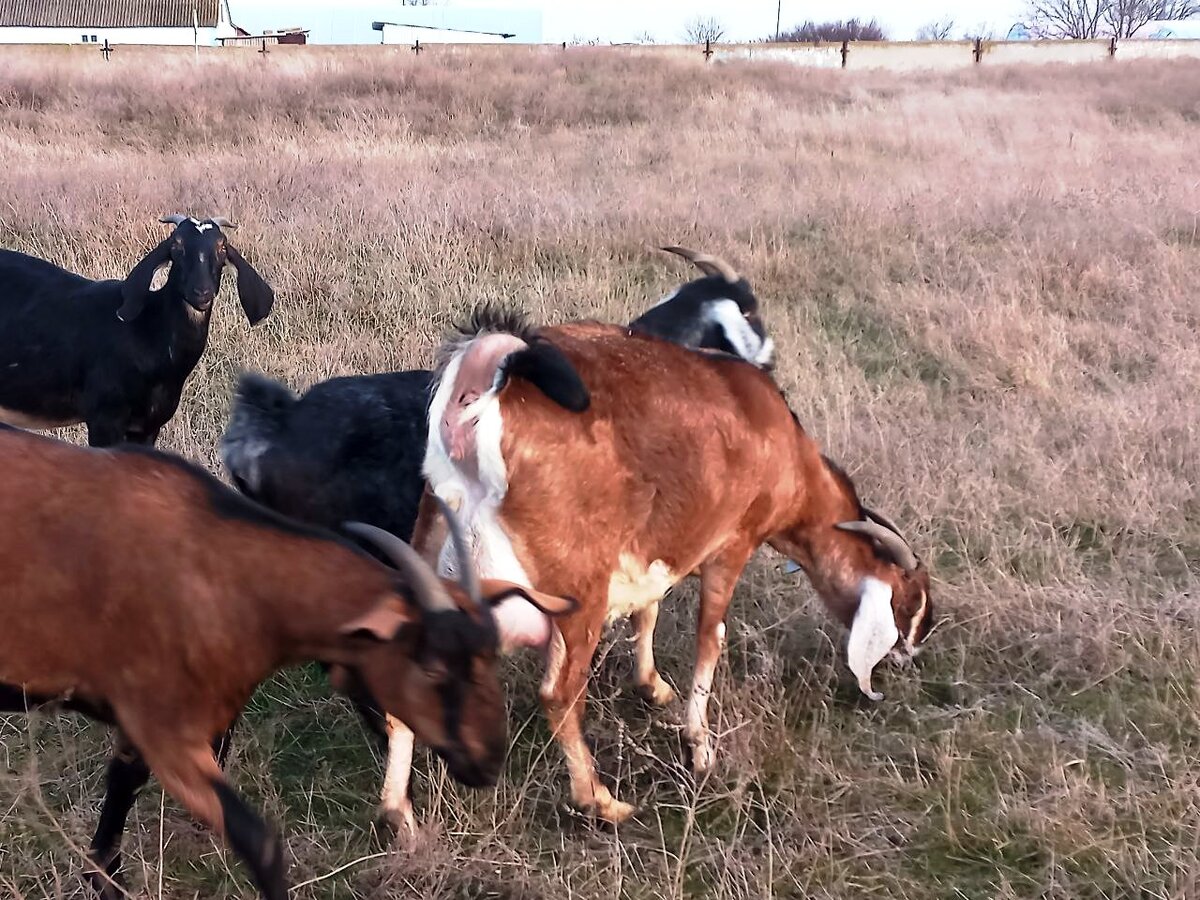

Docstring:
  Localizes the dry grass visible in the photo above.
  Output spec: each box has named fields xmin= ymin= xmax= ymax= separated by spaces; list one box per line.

xmin=1 ymin=44 xmax=1199 ymax=899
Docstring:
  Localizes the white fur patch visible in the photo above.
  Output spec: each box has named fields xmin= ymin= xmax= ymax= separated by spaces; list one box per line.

xmin=0 ymin=405 xmax=80 ymax=430
xmin=424 ymin=343 xmax=542 ymax=655
xmin=705 ymin=298 xmax=774 ymax=367
xmin=606 ymin=555 xmax=677 ymax=623
xmin=846 ymin=576 xmax=899 ymax=701
xmin=189 ymin=217 xmax=214 ymax=233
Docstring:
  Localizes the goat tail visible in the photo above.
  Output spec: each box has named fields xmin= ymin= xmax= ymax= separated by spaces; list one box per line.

xmin=499 ymin=341 xmax=590 ymax=413
xmin=219 ymin=372 xmax=297 ymax=495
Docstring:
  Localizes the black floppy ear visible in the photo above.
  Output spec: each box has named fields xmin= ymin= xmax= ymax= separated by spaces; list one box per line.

xmin=225 ymin=245 xmax=275 ymax=326
xmin=117 ymin=239 xmax=172 ymax=322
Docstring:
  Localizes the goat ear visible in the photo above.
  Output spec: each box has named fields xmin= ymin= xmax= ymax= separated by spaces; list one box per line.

xmin=846 ymin=577 xmax=899 ymax=702
xmin=480 ymin=579 xmax=577 ymax=617
xmin=225 ymin=245 xmax=275 ymax=326
xmin=338 ymin=598 xmax=413 ymax=643
xmin=117 ymin=239 xmax=172 ymax=322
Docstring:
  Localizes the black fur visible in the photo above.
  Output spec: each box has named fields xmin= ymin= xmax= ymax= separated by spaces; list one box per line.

xmin=630 ymin=274 xmax=771 ymax=367
xmin=0 ymin=218 xmax=274 ymax=447
xmin=214 ymin=780 xmax=289 ymax=900
xmin=220 ymin=370 xmax=434 ymax=546
xmin=498 ymin=340 xmax=591 ymax=413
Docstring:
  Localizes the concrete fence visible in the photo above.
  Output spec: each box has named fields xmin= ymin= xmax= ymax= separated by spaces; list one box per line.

xmin=716 ymin=38 xmax=1200 ymax=72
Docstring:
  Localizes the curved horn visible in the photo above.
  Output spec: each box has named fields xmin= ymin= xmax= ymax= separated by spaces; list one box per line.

xmin=836 ymin=520 xmax=919 ymax=573
xmin=208 ymin=216 xmax=238 ymax=230
xmin=661 ymin=245 xmax=739 ymax=284
xmin=159 ymin=214 xmax=188 ymax=226
xmin=862 ymin=505 xmax=904 ymax=538
xmin=433 ymin=496 xmax=483 ymax=613
xmin=343 ymin=521 xmax=456 ymax=613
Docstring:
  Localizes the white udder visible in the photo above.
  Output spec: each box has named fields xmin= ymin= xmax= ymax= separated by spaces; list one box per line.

xmin=0 ymin=405 xmax=81 ymax=430
xmin=606 ymin=554 xmax=677 ymax=623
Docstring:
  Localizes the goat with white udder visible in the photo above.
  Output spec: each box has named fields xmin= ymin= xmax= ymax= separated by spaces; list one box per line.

xmin=0 ymin=424 xmax=574 ymax=899
xmin=0 ymin=215 xmax=274 ymax=446
xmin=414 ymin=306 xmax=934 ymax=822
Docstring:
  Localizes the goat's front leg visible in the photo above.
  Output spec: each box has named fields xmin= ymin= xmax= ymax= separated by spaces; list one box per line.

xmin=541 ymin=599 xmax=634 ymax=823
xmin=135 ymin=737 xmax=288 ymax=900
xmin=86 ymin=734 xmax=151 ymax=900
xmin=687 ymin=545 xmax=752 ymax=774
xmin=378 ymin=715 xmax=417 ymax=836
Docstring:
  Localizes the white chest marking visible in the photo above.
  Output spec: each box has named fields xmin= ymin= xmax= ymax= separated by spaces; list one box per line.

xmin=0 ymin=405 xmax=81 ymax=430
xmin=606 ymin=555 xmax=677 ymax=623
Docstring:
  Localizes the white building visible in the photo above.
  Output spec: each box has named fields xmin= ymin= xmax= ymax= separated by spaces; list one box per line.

xmin=1143 ymin=19 xmax=1200 ymax=39
xmin=374 ymin=5 xmax=542 ymax=45
xmin=0 ymin=0 xmax=240 ymax=46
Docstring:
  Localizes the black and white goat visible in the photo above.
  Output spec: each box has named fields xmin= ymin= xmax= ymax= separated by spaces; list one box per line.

xmin=630 ymin=246 xmax=773 ymax=369
xmin=0 ymin=215 xmax=274 ymax=447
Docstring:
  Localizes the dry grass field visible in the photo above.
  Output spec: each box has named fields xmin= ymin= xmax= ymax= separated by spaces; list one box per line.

xmin=1 ymin=44 xmax=1199 ymax=899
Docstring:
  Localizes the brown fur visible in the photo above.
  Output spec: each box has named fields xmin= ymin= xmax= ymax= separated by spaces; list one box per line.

xmin=0 ymin=426 xmax=510 ymax=896
xmin=423 ymin=322 xmax=932 ymax=821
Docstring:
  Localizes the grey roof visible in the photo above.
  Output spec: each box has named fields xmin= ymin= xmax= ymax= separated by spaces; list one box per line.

xmin=0 ymin=0 xmax=221 ymax=28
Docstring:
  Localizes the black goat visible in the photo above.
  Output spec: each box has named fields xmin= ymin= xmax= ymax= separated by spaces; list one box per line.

xmin=0 ymin=215 xmax=274 ymax=447
xmin=220 ymin=247 xmax=770 ymax=548
xmin=630 ymin=246 xmax=773 ymax=369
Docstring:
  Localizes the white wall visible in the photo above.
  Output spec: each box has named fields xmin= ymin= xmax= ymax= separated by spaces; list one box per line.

xmin=0 ymin=24 xmax=235 ymax=46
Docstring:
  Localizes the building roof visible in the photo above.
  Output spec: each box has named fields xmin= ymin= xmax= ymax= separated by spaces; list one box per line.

xmin=0 ymin=0 xmax=221 ymax=28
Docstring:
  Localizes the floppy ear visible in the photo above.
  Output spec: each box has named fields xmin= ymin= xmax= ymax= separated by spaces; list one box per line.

xmin=225 ymin=244 xmax=275 ymax=326
xmin=480 ymin=579 xmax=577 ymax=616
xmin=846 ymin=578 xmax=900 ymax=701
xmin=117 ymin=239 xmax=172 ymax=322
xmin=338 ymin=598 xmax=413 ymax=643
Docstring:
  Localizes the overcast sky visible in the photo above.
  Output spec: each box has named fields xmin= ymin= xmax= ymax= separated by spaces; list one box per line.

xmin=235 ymin=1 xmax=1029 ymax=44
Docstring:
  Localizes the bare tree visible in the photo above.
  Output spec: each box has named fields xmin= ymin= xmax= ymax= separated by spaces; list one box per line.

xmin=1024 ymin=0 xmax=1107 ymax=37
xmin=773 ymin=18 xmax=887 ymax=42
xmin=960 ymin=21 xmax=997 ymax=39
xmin=1105 ymin=0 xmax=1200 ymax=36
xmin=916 ymin=18 xmax=956 ymax=39
xmin=684 ymin=16 xmax=726 ymax=43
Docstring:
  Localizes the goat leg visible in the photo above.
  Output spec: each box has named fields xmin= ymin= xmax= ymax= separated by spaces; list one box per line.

xmin=86 ymin=736 xmax=150 ymax=900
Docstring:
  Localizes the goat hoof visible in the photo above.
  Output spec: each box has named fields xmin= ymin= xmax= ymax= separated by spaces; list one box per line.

xmin=85 ymin=867 xmax=126 ymax=900
xmin=584 ymin=796 xmax=637 ymax=825
xmin=634 ymin=676 xmax=677 ymax=708
xmin=375 ymin=804 xmax=417 ymax=843
xmin=687 ymin=738 xmax=715 ymax=774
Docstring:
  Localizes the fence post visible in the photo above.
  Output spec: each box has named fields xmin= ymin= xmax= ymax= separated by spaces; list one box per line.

xmin=100 ymin=38 xmax=114 ymax=61
xmin=973 ymin=36 xmax=983 ymax=63
xmin=703 ymin=38 xmax=714 ymax=61
xmin=258 ymin=38 xmax=269 ymax=58
xmin=412 ymin=38 xmax=422 ymax=56
xmin=840 ymin=39 xmax=849 ymax=68
xmin=1109 ymin=36 xmax=1118 ymax=58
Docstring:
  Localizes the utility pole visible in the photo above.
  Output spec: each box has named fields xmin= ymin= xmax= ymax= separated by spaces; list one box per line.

xmin=775 ymin=0 xmax=782 ymax=40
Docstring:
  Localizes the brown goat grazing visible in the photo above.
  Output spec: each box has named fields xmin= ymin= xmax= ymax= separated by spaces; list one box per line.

xmin=410 ymin=309 xmax=934 ymax=823
xmin=0 ymin=425 xmax=573 ymax=900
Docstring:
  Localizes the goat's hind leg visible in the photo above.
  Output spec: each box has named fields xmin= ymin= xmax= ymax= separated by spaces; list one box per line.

xmin=378 ymin=715 xmax=417 ymax=837
xmin=631 ymin=601 xmax=676 ymax=707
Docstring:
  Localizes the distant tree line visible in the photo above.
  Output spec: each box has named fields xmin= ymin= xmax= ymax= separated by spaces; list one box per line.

xmin=769 ymin=18 xmax=887 ymax=42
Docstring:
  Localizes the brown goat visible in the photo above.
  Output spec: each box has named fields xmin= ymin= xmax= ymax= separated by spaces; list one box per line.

xmin=405 ymin=310 xmax=934 ymax=823
xmin=0 ymin=425 xmax=573 ymax=899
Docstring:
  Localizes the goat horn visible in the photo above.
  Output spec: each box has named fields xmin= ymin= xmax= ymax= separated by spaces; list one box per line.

xmin=208 ymin=216 xmax=238 ymax=230
xmin=836 ymin=520 xmax=919 ymax=573
xmin=159 ymin=214 xmax=188 ymax=226
xmin=661 ymin=246 xmax=739 ymax=284
xmin=342 ymin=522 xmax=456 ymax=613
xmin=863 ymin=506 xmax=905 ymax=541
xmin=434 ymin=496 xmax=484 ymax=614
